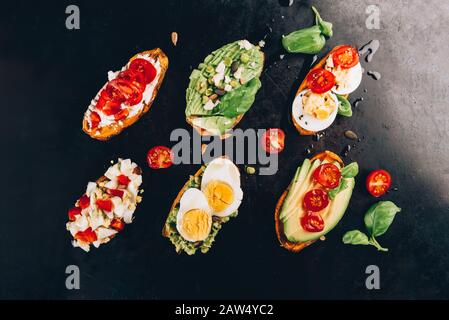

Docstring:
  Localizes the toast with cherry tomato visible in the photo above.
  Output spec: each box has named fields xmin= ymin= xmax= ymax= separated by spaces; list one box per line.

xmin=275 ymin=151 xmax=359 ymax=252
xmin=291 ymin=45 xmax=363 ymax=136
xmin=82 ymin=48 xmax=168 ymax=140
xmin=66 ymin=158 xmax=143 ymax=252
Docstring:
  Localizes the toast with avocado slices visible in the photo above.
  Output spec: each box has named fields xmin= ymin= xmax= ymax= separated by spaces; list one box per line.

xmin=275 ymin=151 xmax=358 ymax=252
xmin=83 ymin=48 xmax=169 ymax=141
xmin=162 ymin=158 xmax=243 ymax=255
xmin=186 ymin=40 xmax=264 ymax=139
xmin=291 ymin=45 xmax=362 ymax=135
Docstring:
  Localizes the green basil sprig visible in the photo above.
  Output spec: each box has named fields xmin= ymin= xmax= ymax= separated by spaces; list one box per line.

xmin=343 ymin=201 xmax=402 ymax=252
xmin=336 ymin=94 xmax=353 ymax=117
xmin=282 ymin=6 xmax=333 ymax=54
xmin=328 ymin=162 xmax=358 ymax=200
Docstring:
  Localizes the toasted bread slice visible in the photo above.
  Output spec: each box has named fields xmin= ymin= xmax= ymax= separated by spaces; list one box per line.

xmin=292 ymin=45 xmax=349 ymax=136
xmin=82 ymin=48 xmax=169 ymax=141
xmin=275 ymin=151 xmax=344 ymax=253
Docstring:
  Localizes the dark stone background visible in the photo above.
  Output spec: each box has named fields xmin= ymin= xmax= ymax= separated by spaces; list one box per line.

xmin=1 ymin=0 xmax=448 ymax=299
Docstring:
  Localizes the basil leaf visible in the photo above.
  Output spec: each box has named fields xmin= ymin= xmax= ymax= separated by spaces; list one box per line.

xmin=341 ymin=162 xmax=359 ymax=178
xmin=364 ymin=201 xmax=402 ymax=237
xmin=342 ymin=230 xmax=370 ymax=245
xmin=336 ymin=94 xmax=353 ymax=117
xmin=328 ymin=178 xmax=349 ymax=200
xmin=218 ymin=77 xmax=261 ymax=118
xmin=312 ymin=6 xmax=333 ymax=37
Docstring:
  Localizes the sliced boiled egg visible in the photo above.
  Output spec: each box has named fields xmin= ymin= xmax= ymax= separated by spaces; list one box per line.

xmin=292 ymin=89 xmax=339 ymax=132
xmin=325 ymin=56 xmax=363 ymax=95
xmin=201 ymin=158 xmax=243 ymax=217
xmin=176 ymin=188 xmax=212 ymax=242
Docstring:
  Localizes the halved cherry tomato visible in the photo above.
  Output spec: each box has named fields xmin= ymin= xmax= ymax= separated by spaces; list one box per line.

xmin=114 ymin=108 xmax=129 ymax=121
xmin=313 ymin=163 xmax=341 ymax=189
xmin=303 ymin=189 xmax=329 ymax=212
xmin=104 ymin=79 xmax=127 ymax=103
xmin=366 ymin=169 xmax=391 ymax=198
xmin=300 ymin=212 xmax=325 ymax=233
xmin=102 ymin=101 xmax=122 ymax=116
xmin=306 ymin=68 xmax=336 ymax=94
xmin=68 ymin=207 xmax=81 ymax=221
xmin=90 ymin=112 xmax=101 ymax=129
xmin=78 ymin=194 xmax=90 ymax=209
xmin=117 ymin=69 xmax=146 ymax=92
xmin=96 ymin=199 xmax=113 ymax=212
xmin=110 ymin=218 xmax=125 ymax=231
xmin=129 ymin=58 xmax=157 ymax=84
xmin=75 ymin=228 xmax=97 ymax=243
xmin=332 ymin=45 xmax=359 ymax=69
xmin=147 ymin=146 xmax=173 ymax=169
xmin=107 ymin=189 xmax=124 ymax=198
xmin=262 ymin=128 xmax=285 ymax=154
xmin=117 ymin=174 xmax=131 ymax=186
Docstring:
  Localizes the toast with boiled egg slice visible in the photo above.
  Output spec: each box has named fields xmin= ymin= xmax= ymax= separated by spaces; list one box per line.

xmin=292 ymin=45 xmax=362 ymax=135
xmin=82 ymin=48 xmax=168 ymax=141
xmin=162 ymin=158 xmax=243 ymax=255
xmin=275 ymin=151 xmax=358 ymax=252
xmin=66 ymin=159 xmax=143 ymax=252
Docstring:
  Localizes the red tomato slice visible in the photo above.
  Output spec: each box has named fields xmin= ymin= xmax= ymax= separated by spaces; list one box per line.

xmin=117 ymin=69 xmax=146 ymax=92
xmin=90 ymin=112 xmax=101 ymax=129
xmin=306 ymin=68 xmax=336 ymax=94
xmin=300 ymin=212 xmax=325 ymax=232
xmin=96 ymin=199 xmax=113 ymax=212
xmin=117 ymin=174 xmax=131 ymax=186
xmin=114 ymin=108 xmax=129 ymax=121
xmin=303 ymin=189 xmax=329 ymax=212
xmin=75 ymin=227 xmax=97 ymax=243
xmin=78 ymin=194 xmax=90 ymax=209
xmin=147 ymin=146 xmax=173 ymax=169
xmin=102 ymin=101 xmax=122 ymax=116
xmin=262 ymin=128 xmax=285 ymax=154
xmin=332 ymin=45 xmax=359 ymax=69
xmin=129 ymin=58 xmax=157 ymax=84
xmin=110 ymin=218 xmax=125 ymax=231
xmin=104 ymin=79 xmax=127 ymax=103
xmin=366 ymin=169 xmax=391 ymax=197
xmin=68 ymin=207 xmax=82 ymax=221
xmin=313 ymin=163 xmax=342 ymax=189
xmin=107 ymin=189 xmax=124 ymax=198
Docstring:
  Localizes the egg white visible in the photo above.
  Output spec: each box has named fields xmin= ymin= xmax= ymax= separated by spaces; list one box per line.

xmin=330 ymin=62 xmax=363 ymax=95
xmin=292 ymin=89 xmax=339 ymax=132
xmin=201 ymin=158 xmax=243 ymax=217
xmin=176 ymin=188 xmax=212 ymax=242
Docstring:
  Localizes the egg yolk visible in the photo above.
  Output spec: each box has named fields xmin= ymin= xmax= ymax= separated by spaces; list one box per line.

xmin=302 ymin=91 xmax=336 ymax=120
xmin=203 ymin=180 xmax=234 ymax=213
xmin=181 ymin=209 xmax=211 ymax=241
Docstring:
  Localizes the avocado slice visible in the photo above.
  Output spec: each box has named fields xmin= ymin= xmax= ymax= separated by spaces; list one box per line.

xmin=284 ymin=177 xmax=355 ymax=243
xmin=279 ymin=158 xmax=311 ymax=221
xmin=280 ymin=159 xmax=321 ymax=223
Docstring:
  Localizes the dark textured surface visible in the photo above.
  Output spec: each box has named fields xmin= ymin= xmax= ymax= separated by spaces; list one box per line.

xmin=1 ymin=0 xmax=448 ymax=299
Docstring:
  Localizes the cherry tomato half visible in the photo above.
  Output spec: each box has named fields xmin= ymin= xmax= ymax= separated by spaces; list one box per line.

xmin=303 ymin=189 xmax=329 ymax=212
xmin=147 ymin=146 xmax=173 ymax=169
xmin=306 ymin=68 xmax=336 ymax=94
xmin=262 ymin=128 xmax=285 ymax=154
xmin=300 ymin=212 xmax=325 ymax=233
xmin=75 ymin=227 xmax=97 ymax=243
xmin=129 ymin=58 xmax=157 ymax=84
xmin=332 ymin=45 xmax=359 ymax=69
xmin=110 ymin=218 xmax=125 ymax=231
xmin=117 ymin=69 xmax=146 ymax=92
xmin=107 ymin=189 xmax=124 ymax=198
xmin=313 ymin=163 xmax=341 ymax=189
xmin=117 ymin=174 xmax=131 ymax=187
xmin=90 ymin=112 xmax=101 ymax=129
xmin=366 ymin=169 xmax=391 ymax=198
xmin=105 ymin=79 xmax=143 ymax=106
xmin=78 ymin=194 xmax=90 ymax=209
xmin=68 ymin=207 xmax=81 ymax=221
xmin=96 ymin=199 xmax=113 ymax=212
